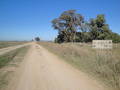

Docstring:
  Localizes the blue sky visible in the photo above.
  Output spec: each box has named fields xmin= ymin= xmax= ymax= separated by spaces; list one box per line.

xmin=0 ymin=0 xmax=120 ymax=41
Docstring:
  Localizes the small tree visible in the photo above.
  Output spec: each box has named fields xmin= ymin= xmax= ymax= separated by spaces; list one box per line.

xmin=89 ymin=14 xmax=112 ymax=40
xmin=35 ymin=37 xmax=40 ymax=41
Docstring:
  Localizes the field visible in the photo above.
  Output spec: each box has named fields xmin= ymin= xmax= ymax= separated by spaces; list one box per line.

xmin=0 ymin=41 xmax=27 ymax=49
xmin=39 ymin=42 xmax=120 ymax=90
xmin=0 ymin=41 xmax=119 ymax=90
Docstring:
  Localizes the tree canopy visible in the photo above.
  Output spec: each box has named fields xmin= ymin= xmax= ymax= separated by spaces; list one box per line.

xmin=52 ymin=10 xmax=84 ymax=43
xmin=35 ymin=37 xmax=40 ymax=41
xmin=52 ymin=10 xmax=120 ymax=43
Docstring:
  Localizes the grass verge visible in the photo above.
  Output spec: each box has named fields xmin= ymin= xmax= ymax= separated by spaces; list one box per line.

xmin=0 ymin=46 xmax=30 ymax=90
xmin=38 ymin=42 xmax=120 ymax=90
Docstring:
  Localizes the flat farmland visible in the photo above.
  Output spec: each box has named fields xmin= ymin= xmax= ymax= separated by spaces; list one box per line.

xmin=0 ymin=42 xmax=27 ymax=49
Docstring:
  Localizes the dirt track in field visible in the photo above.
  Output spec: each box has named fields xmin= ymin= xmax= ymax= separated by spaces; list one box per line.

xmin=6 ymin=42 xmax=108 ymax=90
xmin=0 ymin=43 xmax=30 ymax=55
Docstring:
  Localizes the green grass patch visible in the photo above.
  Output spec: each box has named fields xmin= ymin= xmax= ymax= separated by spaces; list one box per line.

xmin=0 ymin=51 xmax=18 ymax=68
xmin=0 ymin=46 xmax=28 ymax=68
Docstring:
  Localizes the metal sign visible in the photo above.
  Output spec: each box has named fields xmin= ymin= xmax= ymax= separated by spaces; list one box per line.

xmin=92 ymin=40 xmax=112 ymax=49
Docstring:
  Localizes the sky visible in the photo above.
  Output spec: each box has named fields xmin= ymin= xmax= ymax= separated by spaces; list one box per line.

xmin=0 ymin=0 xmax=120 ymax=41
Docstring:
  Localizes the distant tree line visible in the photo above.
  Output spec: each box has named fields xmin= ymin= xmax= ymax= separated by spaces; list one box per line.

xmin=52 ymin=10 xmax=120 ymax=43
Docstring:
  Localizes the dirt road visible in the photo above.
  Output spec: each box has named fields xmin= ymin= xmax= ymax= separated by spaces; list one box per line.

xmin=6 ymin=43 xmax=107 ymax=90
xmin=0 ymin=43 xmax=30 ymax=55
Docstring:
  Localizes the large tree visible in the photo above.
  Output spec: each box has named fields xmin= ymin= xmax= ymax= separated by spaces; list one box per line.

xmin=52 ymin=10 xmax=84 ymax=43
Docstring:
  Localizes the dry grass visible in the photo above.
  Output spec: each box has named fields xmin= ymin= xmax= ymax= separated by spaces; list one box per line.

xmin=38 ymin=42 xmax=120 ymax=90
xmin=0 ymin=41 xmax=27 ymax=49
